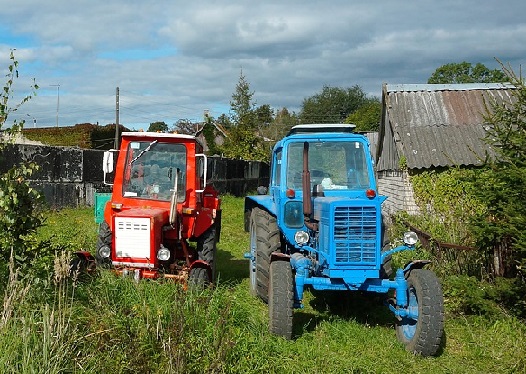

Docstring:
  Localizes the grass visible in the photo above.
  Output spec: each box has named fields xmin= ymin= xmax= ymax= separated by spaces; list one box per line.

xmin=0 ymin=195 xmax=525 ymax=373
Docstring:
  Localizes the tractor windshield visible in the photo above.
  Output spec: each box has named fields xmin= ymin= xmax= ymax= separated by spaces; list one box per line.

xmin=286 ymin=140 xmax=371 ymax=190
xmin=122 ymin=141 xmax=187 ymax=201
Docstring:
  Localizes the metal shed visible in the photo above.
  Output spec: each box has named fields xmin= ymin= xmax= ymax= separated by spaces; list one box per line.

xmin=376 ymin=83 xmax=515 ymax=171
xmin=375 ymin=83 xmax=516 ymax=215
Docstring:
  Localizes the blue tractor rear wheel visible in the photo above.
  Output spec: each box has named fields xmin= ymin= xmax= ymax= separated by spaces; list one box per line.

xmin=395 ymin=269 xmax=444 ymax=356
xmin=248 ymin=208 xmax=280 ymax=302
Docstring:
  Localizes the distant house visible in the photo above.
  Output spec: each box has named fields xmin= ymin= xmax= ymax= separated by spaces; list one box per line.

xmin=376 ymin=82 xmax=515 ymax=215
xmin=195 ymin=122 xmax=228 ymax=154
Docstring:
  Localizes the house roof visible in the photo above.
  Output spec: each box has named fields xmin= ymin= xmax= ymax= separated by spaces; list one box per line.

xmin=376 ymin=83 xmax=516 ymax=171
xmin=194 ymin=121 xmax=229 ymax=153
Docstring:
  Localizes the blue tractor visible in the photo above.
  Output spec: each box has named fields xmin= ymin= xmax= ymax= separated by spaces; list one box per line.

xmin=244 ymin=124 xmax=444 ymax=356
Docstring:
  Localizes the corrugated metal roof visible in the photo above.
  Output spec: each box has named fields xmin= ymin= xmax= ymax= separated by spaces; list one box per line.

xmin=377 ymin=83 xmax=515 ymax=170
xmin=387 ymin=83 xmax=514 ymax=92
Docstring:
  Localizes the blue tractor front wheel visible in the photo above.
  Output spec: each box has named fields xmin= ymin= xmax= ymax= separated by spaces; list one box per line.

xmin=269 ymin=260 xmax=294 ymax=339
xmin=395 ymin=269 xmax=445 ymax=356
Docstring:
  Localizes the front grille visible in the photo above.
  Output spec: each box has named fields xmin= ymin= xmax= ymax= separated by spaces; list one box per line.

xmin=333 ymin=206 xmax=377 ymax=265
xmin=115 ymin=217 xmax=151 ymax=259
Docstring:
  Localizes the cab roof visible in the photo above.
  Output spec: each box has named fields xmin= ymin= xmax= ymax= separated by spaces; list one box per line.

xmin=286 ymin=123 xmax=356 ymax=136
xmin=122 ymin=131 xmax=196 ymax=141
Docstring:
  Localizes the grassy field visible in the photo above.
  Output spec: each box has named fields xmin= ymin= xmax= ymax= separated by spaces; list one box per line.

xmin=0 ymin=195 xmax=524 ymax=373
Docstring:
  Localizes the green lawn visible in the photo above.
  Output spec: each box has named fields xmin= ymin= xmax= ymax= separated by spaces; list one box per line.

xmin=0 ymin=195 xmax=524 ymax=373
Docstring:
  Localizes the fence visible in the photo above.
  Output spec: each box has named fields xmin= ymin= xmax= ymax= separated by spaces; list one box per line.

xmin=0 ymin=144 xmax=269 ymax=209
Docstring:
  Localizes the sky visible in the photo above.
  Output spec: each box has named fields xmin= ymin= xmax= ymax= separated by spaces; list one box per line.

xmin=1 ymin=0 xmax=525 ymax=131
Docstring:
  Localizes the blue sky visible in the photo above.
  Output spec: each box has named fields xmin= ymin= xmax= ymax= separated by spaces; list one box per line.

xmin=1 ymin=0 xmax=525 ymax=130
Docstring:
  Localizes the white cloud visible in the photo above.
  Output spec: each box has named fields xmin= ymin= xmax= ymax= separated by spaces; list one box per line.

xmin=0 ymin=0 xmax=524 ymax=129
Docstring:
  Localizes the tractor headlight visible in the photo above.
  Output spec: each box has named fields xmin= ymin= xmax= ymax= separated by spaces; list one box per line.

xmin=157 ymin=246 xmax=170 ymax=261
xmin=294 ymin=230 xmax=310 ymax=245
xmin=99 ymin=245 xmax=111 ymax=259
xmin=403 ymin=231 xmax=419 ymax=246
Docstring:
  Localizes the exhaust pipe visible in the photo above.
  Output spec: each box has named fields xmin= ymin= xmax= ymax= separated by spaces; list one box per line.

xmin=302 ymin=142 xmax=317 ymax=231
xmin=302 ymin=142 xmax=312 ymax=216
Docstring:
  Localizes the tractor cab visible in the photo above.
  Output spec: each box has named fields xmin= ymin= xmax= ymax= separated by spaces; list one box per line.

xmin=77 ymin=132 xmax=221 ymax=283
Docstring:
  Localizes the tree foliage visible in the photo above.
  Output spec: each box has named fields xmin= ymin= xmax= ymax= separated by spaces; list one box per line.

xmin=220 ymin=126 xmax=269 ymax=162
xmin=255 ymin=104 xmax=274 ymax=126
xmin=299 ymin=85 xmax=369 ymax=124
xmin=216 ymin=113 xmax=232 ymax=129
xmin=229 ymin=70 xmax=257 ymax=128
xmin=202 ymin=113 xmax=221 ymax=156
xmin=0 ymin=52 xmax=38 ymax=135
xmin=345 ymin=99 xmax=381 ymax=132
xmin=172 ymin=118 xmax=198 ymax=135
xmin=259 ymin=107 xmax=299 ymax=142
xmin=428 ymin=62 xmax=506 ymax=84
xmin=0 ymin=51 xmax=44 ymax=276
xmin=469 ymin=64 xmax=526 ymax=279
xmin=220 ymin=71 xmax=268 ymax=161
xmin=0 ymin=163 xmax=44 ymax=259
xmin=147 ymin=121 xmax=168 ymax=132
xmin=410 ymin=167 xmax=486 ymax=247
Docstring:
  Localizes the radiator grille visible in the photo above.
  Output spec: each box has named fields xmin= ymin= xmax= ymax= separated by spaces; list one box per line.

xmin=115 ymin=217 xmax=151 ymax=259
xmin=333 ymin=206 xmax=377 ymax=265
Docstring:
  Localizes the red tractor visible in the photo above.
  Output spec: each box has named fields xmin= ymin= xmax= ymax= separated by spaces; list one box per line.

xmin=75 ymin=131 xmax=221 ymax=284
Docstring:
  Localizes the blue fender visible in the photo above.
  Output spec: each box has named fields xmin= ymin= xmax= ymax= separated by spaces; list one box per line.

xmin=245 ymin=195 xmax=277 ymax=216
xmin=402 ymin=260 xmax=432 ymax=275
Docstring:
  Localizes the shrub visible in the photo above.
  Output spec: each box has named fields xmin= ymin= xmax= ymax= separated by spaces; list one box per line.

xmin=0 ymin=51 xmax=46 ymax=280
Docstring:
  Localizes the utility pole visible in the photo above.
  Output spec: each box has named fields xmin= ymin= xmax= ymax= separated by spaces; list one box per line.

xmin=115 ymin=87 xmax=120 ymax=149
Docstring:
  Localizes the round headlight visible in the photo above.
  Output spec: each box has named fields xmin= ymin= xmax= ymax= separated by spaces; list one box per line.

xmin=157 ymin=247 xmax=170 ymax=261
xmin=294 ymin=230 xmax=310 ymax=245
xmin=403 ymin=231 xmax=419 ymax=246
xmin=99 ymin=245 xmax=111 ymax=258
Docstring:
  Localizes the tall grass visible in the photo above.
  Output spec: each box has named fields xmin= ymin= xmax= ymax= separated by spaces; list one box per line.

xmin=0 ymin=196 xmax=524 ymax=373
xmin=0 ymin=252 xmax=80 ymax=372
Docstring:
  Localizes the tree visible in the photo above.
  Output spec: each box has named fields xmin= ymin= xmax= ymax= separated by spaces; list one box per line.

xmin=470 ymin=64 xmax=526 ymax=279
xmin=172 ymin=118 xmax=198 ymax=135
xmin=255 ymin=104 xmax=274 ymax=127
xmin=428 ymin=62 xmax=506 ymax=84
xmin=259 ymin=107 xmax=298 ymax=142
xmin=220 ymin=126 xmax=269 ymax=162
xmin=299 ymin=85 xmax=369 ymax=124
xmin=230 ymin=70 xmax=257 ymax=128
xmin=148 ymin=121 xmax=168 ymax=132
xmin=274 ymin=107 xmax=298 ymax=128
xmin=220 ymin=71 xmax=268 ymax=161
xmin=0 ymin=51 xmax=44 ymax=276
xmin=345 ymin=99 xmax=382 ymax=132
xmin=216 ymin=113 xmax=232 ymax=129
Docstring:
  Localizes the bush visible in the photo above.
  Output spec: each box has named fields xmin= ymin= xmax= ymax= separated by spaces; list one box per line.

xmin=443 ymin=275 xmax=526 ymax=319
xmin=0 ymin=52 xmax=47 ymax=281
xmin=443 ymin=275 xmax=503 ymax=317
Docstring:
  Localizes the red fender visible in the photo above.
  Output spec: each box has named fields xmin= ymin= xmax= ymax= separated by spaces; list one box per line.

xmin=72 ymin=251 xmax=97 ymax=273
xmin=189 ymin=259 xmax=213 ymax=282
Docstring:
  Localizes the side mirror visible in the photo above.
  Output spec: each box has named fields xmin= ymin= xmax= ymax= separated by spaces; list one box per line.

xmin=103 ymin=151 xmax=114 ymax=174
xmin=103 ymin=150 xmax=117 ymax=185
xmin=195 ymin=153 xmax=208 ymax=193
